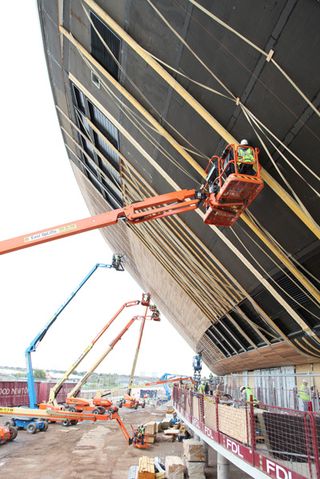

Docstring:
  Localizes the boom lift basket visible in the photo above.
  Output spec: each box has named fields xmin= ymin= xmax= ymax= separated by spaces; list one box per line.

xmin=203 ymin=145 xmax=264 ymax=226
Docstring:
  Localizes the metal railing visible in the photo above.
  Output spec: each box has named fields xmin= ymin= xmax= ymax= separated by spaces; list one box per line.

xmin=173 ymin=385 xmax=320 ymax=479
xmin=206 ymin=373 xmax=320 ymax=411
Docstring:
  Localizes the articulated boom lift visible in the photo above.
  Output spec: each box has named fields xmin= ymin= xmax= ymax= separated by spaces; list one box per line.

xmin=0 ymin=406 xmax=133 ymax=443
xmin=0 ymin=152 xmax=263 ymax=255
xmin=65 ymin=307 xmax=160 ymax=410
xmin=0 ymin=424 xmax=18 ymax=445
xmin=121 ymin=297 xmax=160 ymax=409
xmin=26 ymin=258 xmax=124 ymax=409
xmin=44 ymin=294 xmax=149 ymax=408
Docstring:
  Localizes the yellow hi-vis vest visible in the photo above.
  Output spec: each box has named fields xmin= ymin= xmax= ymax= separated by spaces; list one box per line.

xmin=298 ymin=384 xmax=310 ymax=401
xmin=238 ymin=147 xmax=255 ymax=163
xmin=244 ymin=387 xmax=257 ymax=402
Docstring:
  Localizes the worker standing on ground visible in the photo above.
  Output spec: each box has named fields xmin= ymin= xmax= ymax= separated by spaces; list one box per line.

xmin=169 ymin=412 xmax=181 ymax=427
xmin=240 ymin=385 xmax=258 ymax=407
xmin=204 ymin=381 xmax=209 ymax=395
xmin=209 ymin=373 xmax=215 ymax=396
xmin=198 ymin=382 xmax=205 ymax=394
xmin=298 ymin=380 xmax=311 ymax=411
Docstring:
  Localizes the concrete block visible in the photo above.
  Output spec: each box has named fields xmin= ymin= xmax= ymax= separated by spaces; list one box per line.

xmin=165 ymin=456 xmax=185 ymax=479
xmin=183 ymin=439 xmax=206 ymax=462
xmin=144 ymin=421 xmax=157 ymax=435
xmin=145 ymin=434 xmax=156 ymax=444
xmin=186 ymin=461 xmax=206 ymax=478
xmin=160 ymin=420 xmax=170 ymax=430
xmin=128 ymin=465 xmax=138 ymax=479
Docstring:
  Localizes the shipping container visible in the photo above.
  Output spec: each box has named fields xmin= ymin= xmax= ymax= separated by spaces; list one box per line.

xmin=0 ymin=381 xmax=76 ymax=406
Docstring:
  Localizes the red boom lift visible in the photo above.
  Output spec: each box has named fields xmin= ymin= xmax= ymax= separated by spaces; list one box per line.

xmin=41 ymin=294 xmax=157 ymax=414
xmin=0 ymin=148 xmax=263 ymax=255
xmin=203 ymin=144 xmax=263 ymax=226
xmin=0 ymin=406 xmax=133 ymax=444
xmin=0 ymin=424 xmax=18 ymax=445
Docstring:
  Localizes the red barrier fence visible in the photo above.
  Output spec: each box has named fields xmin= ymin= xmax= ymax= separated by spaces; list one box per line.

xmin=0 ymin=381 xmax=75 ymax=406
xmin=173 ymin=385 xmax=320 ymax=479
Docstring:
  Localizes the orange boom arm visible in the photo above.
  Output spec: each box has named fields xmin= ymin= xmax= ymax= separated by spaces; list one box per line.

xmin=0 ymin=190 xmax=199 ymax=255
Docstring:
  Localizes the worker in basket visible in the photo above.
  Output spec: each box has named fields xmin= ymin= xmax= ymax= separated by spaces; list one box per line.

xmin=236 ymin=139 xmax=256 ymax=175
xmin=206 ymin=139 xmax=256 ymax=194
xmin=133 ymin=424 xmax=145 ymax=445
xmin=223 ymin=139 xmax=256 ymax=176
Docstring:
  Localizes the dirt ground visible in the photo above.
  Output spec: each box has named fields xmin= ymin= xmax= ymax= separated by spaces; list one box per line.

xmin=0 ymin=407 xmax=250 ymax=478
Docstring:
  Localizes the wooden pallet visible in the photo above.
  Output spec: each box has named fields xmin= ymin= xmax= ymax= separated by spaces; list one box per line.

xmin=138 ymin=456 xmax=155 ymax=479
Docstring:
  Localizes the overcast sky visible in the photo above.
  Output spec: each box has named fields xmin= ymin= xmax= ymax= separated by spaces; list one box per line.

xmin=0 ymin=2 xmax=210 ymax=379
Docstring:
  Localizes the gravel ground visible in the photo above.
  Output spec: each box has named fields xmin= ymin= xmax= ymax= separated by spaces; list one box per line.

xmin=0 ymin=407 xmax=250 ymax=478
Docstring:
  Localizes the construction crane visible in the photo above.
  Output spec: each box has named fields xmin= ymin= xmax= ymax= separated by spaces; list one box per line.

xmin=0 ymin=152 xmax=263 ymax=255
xmin=26 ymin=257 xmax=125 ymax=409
xmin=44 ymin=295 xmax=148 ymax=408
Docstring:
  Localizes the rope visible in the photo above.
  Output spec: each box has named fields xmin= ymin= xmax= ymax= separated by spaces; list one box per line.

xmin=146 ymin=0 xmax=236 ymax=100
xmin=114 ymin=97 xmax=199 ymax=181
xmin=240 ymin=105 xmax=318 ymax=218
xmin=145 ymin=40 xmax=320 ymax=194
xmin=143 ymin=47 xmax=234 ymax=101
xmin=61 ymin=103 xmax=244 ymax=307
xmin=230 ymin=225 xmax=320 ymax=320
xmin=236 ymin=222 xmax=320 ymax=315
xmin=188 ymin=0 xmax=320 ymax=119
xmin=142 ymin=20 xmax=320 ymax=184
xmin=80 ymin=31 xmax=320 ymax=310
xmin=124 ymin=163 xmax=241 ymax=304
xmin=174 ymin=0 xmax=320 ymax=143
xmin=241 ymin=105 xmax=320 ymax=183
xmin=145 ymin=0 xmax=319 ymax=221
xmin=124 ymin=185 xmax=226 ymax=318
xmin=246 ymin=210 xmax=320 ymax=287
xmin=72 ymin=8 xmax=318 ymax=326
xmin=82 ymin=55 xmax=199 ymax=183
xmin=82 ymin=2 xmax=210 ymax=160
xmin=241 ymin=107 xmax=320 ymax=199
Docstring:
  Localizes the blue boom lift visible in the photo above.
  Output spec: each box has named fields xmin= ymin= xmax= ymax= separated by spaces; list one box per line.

xmin=159 ymin=373 xmax=191 ymax=401
xmin=26 ymin=255 xmax=124 ymax=409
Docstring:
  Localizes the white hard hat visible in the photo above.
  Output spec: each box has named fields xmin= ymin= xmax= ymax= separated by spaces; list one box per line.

xmin=240 ymin=139 xmax=248 ymax=145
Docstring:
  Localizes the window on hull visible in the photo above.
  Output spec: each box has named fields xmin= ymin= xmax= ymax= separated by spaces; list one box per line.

xmin=70 ymin=83 xmax=123 ymax=208
xmin=90 ymin=12 xmax=120 ymax=79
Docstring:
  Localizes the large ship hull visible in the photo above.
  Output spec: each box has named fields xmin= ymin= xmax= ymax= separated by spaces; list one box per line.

xmin=38 ymin=0 xmax=320 ymax=374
